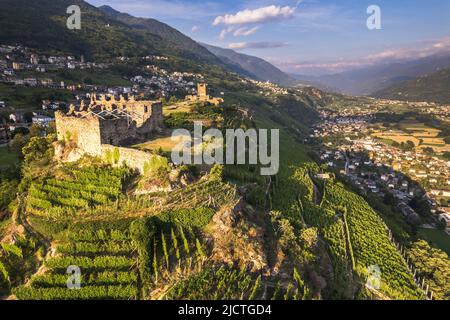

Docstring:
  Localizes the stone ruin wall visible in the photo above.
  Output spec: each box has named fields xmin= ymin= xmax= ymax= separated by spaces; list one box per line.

xmin=55 ymin=112 xmax=102 ymax=156
xmin=55 ymin=112 xmax=160 ymax=174
xmin=55 ymin=96 xmax=165 ymax=174
xmin=102 ymin=145 xmax=152 ymax=174
xmin=99 ymin=117 xmax=136 ymax=146
xmin=136 ymin=104 xmax=164 ymax=135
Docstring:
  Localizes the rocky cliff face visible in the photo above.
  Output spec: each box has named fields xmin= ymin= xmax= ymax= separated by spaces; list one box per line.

xmin=209 ymin=199 xmax=269 ymax=274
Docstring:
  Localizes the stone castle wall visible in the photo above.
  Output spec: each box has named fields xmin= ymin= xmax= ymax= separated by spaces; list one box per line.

xmin=102 ymin=145 xmax=153 ymax=173
xmin=99 ymin=117 xmax=136 ymax=146
xmin=55 ymin=112 xmax=102 ymax=156
xmin=55 ymin=94 xmax=165 ymax=174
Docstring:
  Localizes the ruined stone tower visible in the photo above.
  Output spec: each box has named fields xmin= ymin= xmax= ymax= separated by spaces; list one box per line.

xmin=197 ymin=83 xmax=207 ymax=98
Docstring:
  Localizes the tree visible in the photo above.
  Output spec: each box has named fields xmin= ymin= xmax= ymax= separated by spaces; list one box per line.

xmin=406 ymin=240 xmax=450 ymax=300
xmin=383 ymin=192 xmax=395 ymax=205
xmin=83 ymin=77 xmax=93 ymax=85
xmin=11 ymin=127 xmax=29 ymax=137
xmin=21 ymin=136 xmax=53 ymax=165
xmin=409 ymin=196 xmax=431 ymax=217
xmin=23 ymin=112 xmax=34 ymax=123
xmin=169 ymin=96 xmax=177 ymax=104
xmin=29 ymin=124 xmax=43 ymax=137
xmin=9 ymin=133 xmax=28 ymax=156
xmin=443 ymin=152 xmax=450 ymax=160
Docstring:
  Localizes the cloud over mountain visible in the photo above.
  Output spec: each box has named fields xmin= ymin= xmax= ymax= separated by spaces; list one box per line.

xmin=233 ymin=26 xmax=260 ymax=37
xmin=229 ymin=41 xmax=288 ymax=50
xmin=213 ymin=5 xmax=296 ymax=26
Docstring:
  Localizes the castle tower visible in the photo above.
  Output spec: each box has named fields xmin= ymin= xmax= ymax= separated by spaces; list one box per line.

xmin=198 ymin=83 xmax=207 ymax=98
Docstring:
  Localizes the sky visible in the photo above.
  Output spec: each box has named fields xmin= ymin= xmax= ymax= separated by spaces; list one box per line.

xmin=86 ymin=0 xmax=450 ymax=75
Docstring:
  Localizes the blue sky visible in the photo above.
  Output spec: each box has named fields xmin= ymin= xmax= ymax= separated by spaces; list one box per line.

xmin=87 ymin=0 xmax=450 ymax=75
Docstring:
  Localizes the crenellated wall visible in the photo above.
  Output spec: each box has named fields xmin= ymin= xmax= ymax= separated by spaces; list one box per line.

xmin=55 ymin=94 xmax=165 ymax=173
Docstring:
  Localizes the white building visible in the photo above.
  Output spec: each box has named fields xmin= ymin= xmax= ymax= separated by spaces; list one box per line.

xmin=32 ymin=115 xmax=54 ymax=127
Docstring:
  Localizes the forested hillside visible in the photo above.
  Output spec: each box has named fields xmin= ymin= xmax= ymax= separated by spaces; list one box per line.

xmin=0 ymin=0 xmax=219 ymax=63
xmin=373 ymin=68 xmax=450 ymax=104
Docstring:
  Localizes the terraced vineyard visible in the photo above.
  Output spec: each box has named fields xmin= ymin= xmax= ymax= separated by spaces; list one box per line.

xmin=26 ymin=166 xmax=133 ymax=217
xmin=262 ymin=125 xmax=422 ymax=299
xmin=13 ymin=229 xmax=139 ymax=300
xmin=321 ymin=182 xmax=422 ymax=299
xmin=166 ymin=265 xmax=309 ymax=300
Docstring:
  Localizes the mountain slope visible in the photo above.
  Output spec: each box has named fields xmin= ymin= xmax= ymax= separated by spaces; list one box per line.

xmin=0 ymin=0 xmax=218 ymax=64
xmin=97 ymin=5 xmax=220 ymax=65
xmin=201 ymin=43 xmax=294 ymax=86
xmin=296 ymin=53 xmax=450 ymax=95
xmin=373 ymin=67 xmax=450 ymax=104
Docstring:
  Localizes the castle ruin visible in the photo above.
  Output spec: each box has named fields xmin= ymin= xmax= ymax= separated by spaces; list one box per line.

xmin=185 ymin=83 xmax=224 ymax=106
xmin=55 ymin=94 xmax=164 ymax=172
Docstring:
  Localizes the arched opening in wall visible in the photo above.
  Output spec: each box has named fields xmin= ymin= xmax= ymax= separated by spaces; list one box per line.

xmin=144 ymin=106 xmax=148 ymax=113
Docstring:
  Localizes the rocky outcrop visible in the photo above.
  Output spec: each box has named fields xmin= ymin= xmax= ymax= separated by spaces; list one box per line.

xmin=209 ymin=199 xmax=269 ymax=274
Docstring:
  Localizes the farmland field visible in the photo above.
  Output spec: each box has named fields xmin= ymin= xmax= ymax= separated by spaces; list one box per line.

xmin=372 ymin=120 xmax=450 ymax=152
xmin=372 ymin=131 xmax=421 ymax=146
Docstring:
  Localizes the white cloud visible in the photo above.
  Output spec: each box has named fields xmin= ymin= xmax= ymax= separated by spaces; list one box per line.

xmin=213 ymin=5 xmax=296 ymax=26
xmin=271 ymin=38 xmax=450 ymax=75
xmin=229 ymin=41 xmax=289 ymax=50
xmin=191 ymin=25 xmax=200 ymax=33
xmin=233 ymin=26 xmax=260 ymax=37
xmin=220 ymin=26 xmax=235 ymax=40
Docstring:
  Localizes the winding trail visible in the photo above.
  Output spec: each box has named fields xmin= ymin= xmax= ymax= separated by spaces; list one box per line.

xmin=15 ymin=194 xmax=51 ymax=251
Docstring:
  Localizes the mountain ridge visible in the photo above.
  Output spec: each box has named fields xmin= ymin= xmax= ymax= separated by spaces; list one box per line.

xmin=0 ymin=0 xmax=220 ymax=65
xmin=291 ymin=53 xmax=450 ymax=96
xmin=97 ymin=5 xmax=221 ymax=65
xmin=373 ymin=67 xmax=450 ymax=104
xmin=201 ymin=43 xmax=295 ymax=86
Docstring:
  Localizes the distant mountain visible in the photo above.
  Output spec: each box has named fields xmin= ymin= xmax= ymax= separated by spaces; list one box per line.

xmin=201 ymin=43 xmax=294 ymax=86
xmin=289 ymin=74 xmax=339 ymax=93
xmin=373 ymin=67 xmax=450 ymax=104
xmin=0 ymin=0 xmax=220 ymax=64
xmin=296 ymin=53 xmax=450 ymax=96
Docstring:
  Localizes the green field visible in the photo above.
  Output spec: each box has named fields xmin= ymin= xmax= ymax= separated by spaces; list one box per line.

xmin=0 ymin=83 xmax=73 ymax=110
xmin=0 ymin=147 xmax=20 ymax=167
xmin=418 ymin=228 xmax=450 ymax=256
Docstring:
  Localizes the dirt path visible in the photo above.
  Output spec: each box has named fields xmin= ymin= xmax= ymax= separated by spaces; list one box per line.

xmin=16 ymin=195 xmax=51 ymax=250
